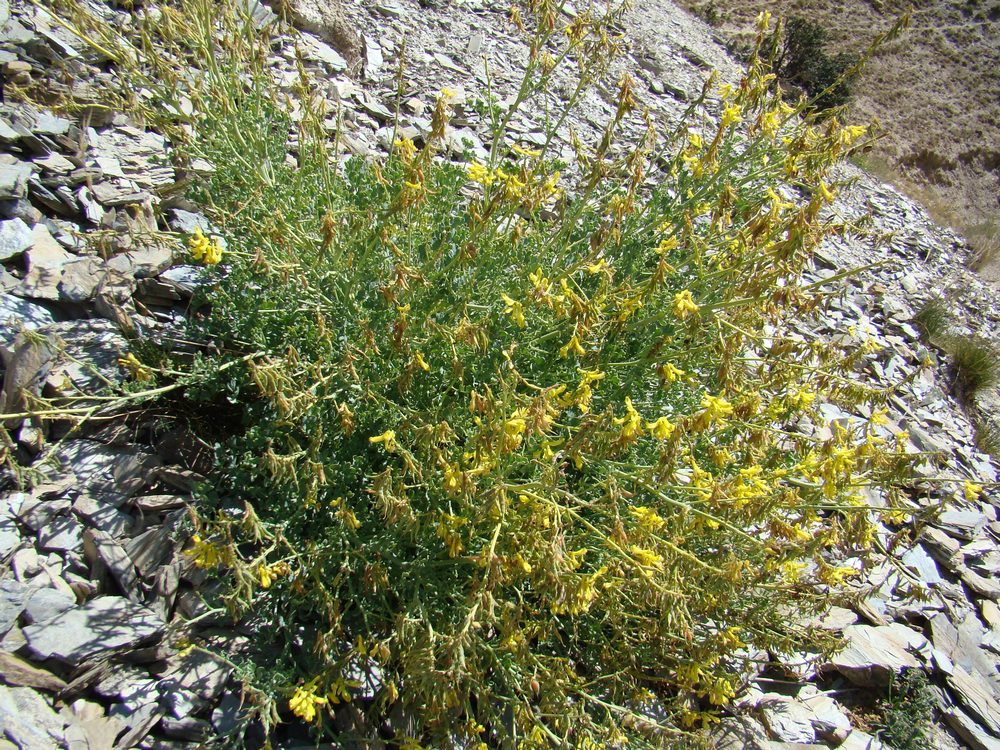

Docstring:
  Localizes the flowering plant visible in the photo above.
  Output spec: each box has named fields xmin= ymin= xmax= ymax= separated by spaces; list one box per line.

xmin=51 ymin=0 xmax=917 ymax=745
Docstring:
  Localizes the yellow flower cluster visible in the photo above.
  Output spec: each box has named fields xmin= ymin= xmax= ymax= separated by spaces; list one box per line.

xmin=188 ymin=226 xmax=223 ymax=265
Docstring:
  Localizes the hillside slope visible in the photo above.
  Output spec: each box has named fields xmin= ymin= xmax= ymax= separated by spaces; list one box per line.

xmin=681 ymin=0 xmax=999 ymax=267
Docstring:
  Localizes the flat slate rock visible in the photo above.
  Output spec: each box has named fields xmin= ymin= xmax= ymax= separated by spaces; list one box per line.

xmin=22 ymin=595 xmax=164 ymax=665
xmin=825 ymin=623 xmax=929 ymax=686
xmin=0 ymin=685 xmax=66 ymax=750
xmin=0 ymin=579 xmax=30 ymax=637
xmin=0 ymin=216 xmax=32 ymax=260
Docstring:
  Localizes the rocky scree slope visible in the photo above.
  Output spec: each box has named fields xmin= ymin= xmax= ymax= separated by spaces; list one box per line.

xmin=0 ymin=0 xmax=999 ymax=748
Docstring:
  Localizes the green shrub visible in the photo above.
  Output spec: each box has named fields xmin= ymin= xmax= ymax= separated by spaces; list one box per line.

xmin=874 ymin=669 xmax=935 ymax=750
xmin=778 ymin=17 xmax=859 ymax=112
xmin=944 ymin=334 xmax=1000 ymax=397
xmin=913 ymin=297 xmax=951 ymax=342
xmin=45 ymin=2 xmax=919 ymax=746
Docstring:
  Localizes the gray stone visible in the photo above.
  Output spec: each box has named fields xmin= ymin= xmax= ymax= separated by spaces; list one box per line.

xmin=159 ymin=265 xmax=211 ymax=298
xmin=73 ymin=494 xmax=132 ymax=538
xmin=107 ymin=245 xmax=173 ymax=279
xmin=14 ymin=224 xmax=72 ymax=301
xmin=23 ymin=586 xmax=76 ymax=625
xmin=166 ymin=209 xmax=212 ymax=235
xmin=23 ymin=596 xmax=164 ymax=665
xmin=900 ymin=544 xmax=943 ymax=585
xmin=826 ymin=623 xmax=928 ymax=686
xmin=0 ymin=162 xmax=32 ymax=200
xmin=43 ymin=320 xmax=128 ymax=395
xmin=0 ymin=118 xmax=18 ymax=145
xmin=277 ymin=0 xmax=360 ymax=65
xmin=1 ymin=332 xmax=57 ymax=429
xmin=0 ymin=217 xmax=32 ymax=261
xmin=302 ymin=35 xmax=348 ymax=72
xmin=159 ymin=715 xmax=211 ymax=741
xmin=82 ymin=529 xmax=139 ymax=601
xmin=942 ymin=705 xmax=1000 ymax=750
xmin=93 ymin=666 xmax=160 ymax=708
xmin=0 ymin=518 xmax=18 ymax=558
xmin=839 ymin=730 xmax=887 ymax=750
xmin=32 ymin=113 xmax=71 ymax=138
xmin=365 ymin=36 xmax=383 ymax=73
xmin=0 ymin=579 xmax=30 ymax=637
xmin=41 ymin=440 xmax=158 ymax=497
xmin=159 ymin=650 xmax=233 ymax=718
xmin=106 ymin=701 xmax=161 ymax=749
xmin=63 ymin=711 xmax=123 ymax=750
xmin=58 ymin=255 xmax=106 ymax=303
xmin=34 ymin=152 xmax=75 ymax=175
xmin=946 ymin=665 xmax=1000 ymax=736
xmin=0 ymin=651 xmax=66 ymax=692
xmin=759 ymin=696 xmax=815 ymax=743
xmin=0 ymin=294 xmax=56 ymax=358
xmin=37 ymin=515 xmax=84 ymax=553
xmin=936 ymin=509 xmax=988 ymax=541
xmin=711 ymin=715 xmax=770 ymax=750
xmin=0 ymin=685 xmax=66 ymax=749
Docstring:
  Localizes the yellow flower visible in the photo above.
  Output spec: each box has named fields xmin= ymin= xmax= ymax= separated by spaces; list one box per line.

xmin=964 ymin=481 xmax=984 ymax=502
xmin=614 ymin=397 xmax=643 ymax=441
xmin=818 ymin=563 xmax=859 ymax=586
xmin=760 ymin=109 xmax=780 ymax=137
xmin=502 ymin=414 xmax=527 ymax=452
xmin=501 ymin=294 xmax=526 ymax=328
xmin=656 ymin=236 xmax=679 ymax=255
xmin=394 ymin=137 xmax=417 ymax=162
xmin=337 ymin=506 xmax=362 ymax=529
xmin=512 ymin=143 xmax=541 ymax=158
xmin=673 ymin=290 xmax=699 ymax=320
xmin=629 ymin=545 xmax=663 ymax=569
xmin=369 ymin=429 xmax=397 ymax=452
xmin=467 ymin=161 xmax=494 ymax=186
xmin=721 ymin=103 xmax=742 ymax=129
xmin=586 ymin=258 xmax=610 ymax=275
xmin=289 ymin=683 xmax=327 ymax=723
xmin=559 ymin=334 xmax=586 ymax=359
xmin=647 ymin=416 xmax=675 ymax=440
xmin=706 ymin=677 xmax=735 ymax=706
xmin=528 ymin=267 xmax=551 ymax=296
xmin=700 ymin=393 xmax=733 ymax=422
xmin=259 ymin=563 xmax=274 ymax=589
xmin=659 ymin=362 xmax=685 ymax=383
xmin=186 ymin=534 xmax=226 ymax=569
xmin=818 ymin=181 xmax=836 ymax=202
xmin=443 ymin=463 xmax=463 ymax=496
xmin=328 ymin=676 xmax=360 ymax=704
xmin=118 ymin=352 xmax=154 ymax=382
xmin=436 ymin=513 xmax=466 ymax=557
xmin=188 ymin=226 xmax=223 ymax=265
xmin=785 ymin=388 xmax=816 ymax=411
xmin=413 ymin=351 xmax=430 ymax=372
xmin=630 ymin=506 xmax=665 ymax=532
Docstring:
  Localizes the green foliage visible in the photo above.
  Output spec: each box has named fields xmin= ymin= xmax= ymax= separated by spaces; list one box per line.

xmin=49 ymin=1 xmax=922 ymax=747
xmin=874 ymin=669 xmax=935 ymax=750
xmin=913 ymin=298 xmax=951 ymax=342
xmin=779 ymin=17 xmax=859 ymax=112
xmin=913 ymin=298 xmax=998 ymax=399
xmin=943 ymin=334 xmax=1000 ymax=397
